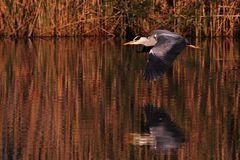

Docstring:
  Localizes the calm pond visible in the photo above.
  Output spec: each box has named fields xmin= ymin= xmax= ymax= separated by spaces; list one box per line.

xmin=0 ymin=38 xmax=239 ymax=160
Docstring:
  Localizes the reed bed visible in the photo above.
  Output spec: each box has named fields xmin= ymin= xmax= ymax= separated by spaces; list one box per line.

xmin=0 ymin=0 xmax=240 ymax=37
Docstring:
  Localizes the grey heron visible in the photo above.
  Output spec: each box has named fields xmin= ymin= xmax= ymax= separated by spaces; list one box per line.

xmin=124 ymin=30 xmax=200 ymax=80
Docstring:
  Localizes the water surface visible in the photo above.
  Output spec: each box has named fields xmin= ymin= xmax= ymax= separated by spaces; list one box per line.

xmin=0 ymin=38 xmax=239 ymax=160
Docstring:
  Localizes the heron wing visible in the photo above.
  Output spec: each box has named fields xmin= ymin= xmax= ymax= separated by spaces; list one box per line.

xmin=150 ymin=33 xmax=186 ymax=65
xmin=143 ymin=54 xmax=170 ymax=81
xmin=143 ymin=34 xmax=187 ymax=80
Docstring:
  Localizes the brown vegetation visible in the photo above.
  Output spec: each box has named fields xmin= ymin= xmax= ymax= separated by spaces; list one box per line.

xmin=0 ymin=0 xmax=239 ymax=37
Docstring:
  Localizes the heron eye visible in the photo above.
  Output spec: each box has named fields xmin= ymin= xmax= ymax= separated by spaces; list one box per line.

xmin=133 ymin=36 xmax=141 ymax=41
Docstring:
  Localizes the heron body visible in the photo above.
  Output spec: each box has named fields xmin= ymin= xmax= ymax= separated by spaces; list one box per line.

xmin=124 ymin=30 xmax=191 ymax=80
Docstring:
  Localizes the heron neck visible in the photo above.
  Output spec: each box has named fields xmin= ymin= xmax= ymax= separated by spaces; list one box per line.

xmin=141 ymin=37 xmax=157 ymax=46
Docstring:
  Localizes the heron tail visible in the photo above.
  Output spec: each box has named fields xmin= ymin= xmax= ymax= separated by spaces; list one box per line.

xmin=187 ymin=44 xmax=202 ymax=49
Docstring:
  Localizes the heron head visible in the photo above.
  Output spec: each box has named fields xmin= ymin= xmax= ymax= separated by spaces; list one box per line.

xmin=124 ymin=36 xmax=156 ymax=46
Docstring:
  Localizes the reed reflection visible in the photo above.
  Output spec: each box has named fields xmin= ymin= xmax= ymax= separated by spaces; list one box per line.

xmin=130 ymin=104 xmax=185 ymax=150
xmin=0 ymin=38 xmax=239 ymax=160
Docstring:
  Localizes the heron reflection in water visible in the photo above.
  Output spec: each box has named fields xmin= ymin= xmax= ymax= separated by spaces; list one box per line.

xmin=124 ymin=30 xmax=200 ymax=80
xmin=129 ymin=104 xmax=185 ymax=150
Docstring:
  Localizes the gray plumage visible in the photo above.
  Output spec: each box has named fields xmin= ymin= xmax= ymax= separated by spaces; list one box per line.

xmin=124 ymin=29 xmax=189 ymax=80
xmin=145 ymin=30 xmax=188 ymax=80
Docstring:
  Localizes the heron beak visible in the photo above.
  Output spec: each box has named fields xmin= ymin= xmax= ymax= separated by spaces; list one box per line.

xmin=123 ymin=41 xmax=135 ymax=45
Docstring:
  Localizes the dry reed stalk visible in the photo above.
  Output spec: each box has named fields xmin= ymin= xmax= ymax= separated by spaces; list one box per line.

xmin=0 ymin=0 xmax=240 ymax=37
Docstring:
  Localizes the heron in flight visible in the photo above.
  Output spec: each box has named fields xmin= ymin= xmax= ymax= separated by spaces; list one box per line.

xmin=124 ymin=30 xmax=200 ymax=80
